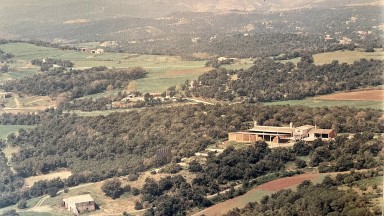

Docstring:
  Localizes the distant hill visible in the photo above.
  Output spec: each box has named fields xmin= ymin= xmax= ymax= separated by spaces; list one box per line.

xmin=0 ymin=0 xmax=382 ymax=45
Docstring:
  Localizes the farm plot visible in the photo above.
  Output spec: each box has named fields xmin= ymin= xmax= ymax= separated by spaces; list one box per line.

xmin=265 ymin=98 xmax=383 ymax=110
xmin=315 ymin=89 xmax=384 ymax=101
xmin=193 ymin=173 xmax=321 ymax=216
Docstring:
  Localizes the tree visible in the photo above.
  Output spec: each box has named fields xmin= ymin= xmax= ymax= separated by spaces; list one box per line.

xmin=16 ymin=199 xmax=27 ymax=209
xmin=134 ymin=201 xmax=143 ymax=210
xmin=47 ymin=187 xmax=59 ymax=197
xmin=101 ymin=178 xmax=123 ymax=199
xmin=189 ymin=160 xmax=203 ymax=172
xmin=131 ymin=187 xmax=140 ymax=196
xmin=295 ymin=159 xmax=307 ymax=168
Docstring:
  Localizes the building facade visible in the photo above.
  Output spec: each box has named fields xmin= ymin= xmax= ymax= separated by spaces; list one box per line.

xmin=63 ymin=194 xmax=96 ymax=215
xmin=228 ymin=121 xmax=336 ymax=144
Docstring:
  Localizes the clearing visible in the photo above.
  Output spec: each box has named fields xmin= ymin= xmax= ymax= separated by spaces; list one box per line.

xmin=24 ymin=171 xmax=73 ymax=188
xmin=0 ymin=125 xmax=35 ymax=139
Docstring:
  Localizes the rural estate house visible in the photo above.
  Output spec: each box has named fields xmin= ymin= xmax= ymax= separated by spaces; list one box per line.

xmin=228 ymin=121 xmax=336 ymax=144
xmin=63 ymin=194 xmax=96 ymax=215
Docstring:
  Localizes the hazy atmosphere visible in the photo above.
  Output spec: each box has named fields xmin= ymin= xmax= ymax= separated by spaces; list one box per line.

xmin=0 ymin=1 xmax=383 ymax=216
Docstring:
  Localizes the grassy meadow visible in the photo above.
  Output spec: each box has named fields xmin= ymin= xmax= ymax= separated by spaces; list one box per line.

xmin=0 ymin=125 xmax=35 ymax=139
xmin=0 ymin=43 xmax=208 ymax=93
xmin=279 ymin=49 xmax=384 ymax=65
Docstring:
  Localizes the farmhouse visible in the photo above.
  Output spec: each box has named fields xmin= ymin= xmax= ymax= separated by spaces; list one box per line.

xmin=0 ymin=92 xmax=12 ymax=99
xmin=228 ymin=121 xmax=336 ymax=144
xmin=81 ymin=48 xmax=104 ymax=54
xmin=63 ymin=194 xmax=96 ymax=215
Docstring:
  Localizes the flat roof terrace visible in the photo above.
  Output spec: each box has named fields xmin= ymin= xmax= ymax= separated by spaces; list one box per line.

xmin=248 ymin=126 xmax=295 ymax=135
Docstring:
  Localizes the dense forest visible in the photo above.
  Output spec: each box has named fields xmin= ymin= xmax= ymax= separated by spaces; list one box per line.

xmin=0 ymin=113 xmax=42 ymax=125
xmin=189 ymin=57 xmax=383 ymax=102
xmin=8 ymin=104 xmax=383 ymax=178
xmin=2 ymin=66 xmax=147 ymax=99
xmin=224 ymin=169 xmax=382 ymax=216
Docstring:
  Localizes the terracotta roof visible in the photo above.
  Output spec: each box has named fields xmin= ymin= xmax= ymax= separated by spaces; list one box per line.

xmin=63 ymin=194 xmax=94 ymax=204
xmin=249 ymin=126 xmax=295 ymax=134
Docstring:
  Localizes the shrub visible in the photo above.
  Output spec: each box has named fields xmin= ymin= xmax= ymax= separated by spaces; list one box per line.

xmin=128 ymin=174 xmax=139 ymax=182
xmin=101 ymin=178 xmax=123 ymax=199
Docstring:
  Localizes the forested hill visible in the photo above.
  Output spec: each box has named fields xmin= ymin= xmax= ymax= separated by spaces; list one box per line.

xmin=1 ymin=3 xmax=382 ymax=58
xmin=7 ymin=104 xmax=382 ymax=178
xmin=189 ymin=57 xmax=383 ymax=102
xmin=2 ymin=66 xmax=147 ymax=99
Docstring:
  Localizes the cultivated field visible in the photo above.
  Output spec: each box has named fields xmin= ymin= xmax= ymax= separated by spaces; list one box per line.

xmin=313 ymin=49 xmax=384 ymax=65
xmin=0 ymin=43 xmax=209 ymax=93
xmin=278 ymin=49 xmax=384 ymax=65
xmin=315 ymin=89 xmax=384 ymax=101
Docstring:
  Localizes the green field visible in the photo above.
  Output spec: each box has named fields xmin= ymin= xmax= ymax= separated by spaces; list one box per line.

xmin=0 ymin=43 xmax=208 ymax=93
xmin=0 ymin=125 xmax=35 ymax=139
xmin=264 ymin=99 xmax=383 ymax=110
xmin=279 ymin=49 xmax=384 ymax=65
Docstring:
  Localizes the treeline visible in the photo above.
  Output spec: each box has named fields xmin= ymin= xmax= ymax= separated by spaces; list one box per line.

xmin=31 ymin=58 xmax=74 ymax=71
xmin=189 ymin=58 xmax=383 ymax=102
xmin=59 ymin=97 xmax=113 ymax=112
xmin=224 ymin=169 xmax=383 ymax=216
xmin=0 ymin=113 xmax=41 ymax=125
xmin=3 ymin=66 xmax=147 ymax=99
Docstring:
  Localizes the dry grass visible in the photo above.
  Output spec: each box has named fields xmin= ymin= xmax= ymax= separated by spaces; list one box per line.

xmin=24 ymin=171 xmax=73 ymax=188
xmin=313 ymin=49 xmax=384 ymax=65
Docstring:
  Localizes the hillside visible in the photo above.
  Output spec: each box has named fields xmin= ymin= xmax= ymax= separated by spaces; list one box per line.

xmin=0 ymin=0 xmax=382 ymax=43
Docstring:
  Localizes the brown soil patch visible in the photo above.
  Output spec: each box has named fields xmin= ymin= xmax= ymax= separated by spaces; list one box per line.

xmin=166 ymin=67 xmax=211 ymax=76
xmin=256 ymin=173 xmax=318 ymax=191
xmin=316 ymin=89 xmax=384 ymax=101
